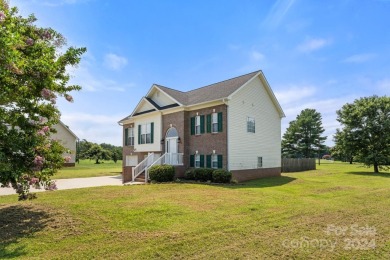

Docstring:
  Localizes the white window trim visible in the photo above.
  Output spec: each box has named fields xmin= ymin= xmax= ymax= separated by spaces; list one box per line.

xmin=212 ymin=113 xmax=218 ymax=133
xmin=195 ymin=116 xmax=201 ymax=135
xmin=257 ymin=156 xmax=263 ymax=168
xmin=140 ymin=123 xmax=152 ymax=144
xmin=195 ymin=154 xmax=200 ymax=168
xmin=212 ymin=154 xmax=218 ymax=169
xmin=247 ymin=117 xmax=255 ymax=133
xmin=128 ymin=127 xmax=134 ymax=146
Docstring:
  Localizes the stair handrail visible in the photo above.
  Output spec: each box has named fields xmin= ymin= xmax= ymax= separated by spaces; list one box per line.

xmin=132 ymin=152 xmax=155 ymax=181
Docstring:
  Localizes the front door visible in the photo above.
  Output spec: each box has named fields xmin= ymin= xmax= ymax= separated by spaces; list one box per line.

xmin=166 ymin=137 xmax=178 ymax=164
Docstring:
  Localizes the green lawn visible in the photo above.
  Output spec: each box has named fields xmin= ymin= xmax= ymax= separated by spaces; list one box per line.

xmin=0 ymin=162 xmax=389 ymax=259
xmin=54 ymin=159 xmax=122 ymax=179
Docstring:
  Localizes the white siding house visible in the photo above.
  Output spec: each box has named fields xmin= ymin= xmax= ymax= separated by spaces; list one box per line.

xmin=51 ymin=121 xmax=78 ymax=166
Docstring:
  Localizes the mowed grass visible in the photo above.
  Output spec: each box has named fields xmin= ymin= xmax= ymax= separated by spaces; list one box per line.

xmin=54 ymin=159 xmax=122 ymax=179
xmin=0 ymin=162 xmax=389 ymax=259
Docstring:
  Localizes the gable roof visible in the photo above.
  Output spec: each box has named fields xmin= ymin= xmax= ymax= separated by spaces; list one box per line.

xmin=155 ymin=70 xmax=260 ymax=106
xmin=56 ymin=121 xmax=78 ymax=139
xmin=119 ymin=70 xmax=285 ymax=123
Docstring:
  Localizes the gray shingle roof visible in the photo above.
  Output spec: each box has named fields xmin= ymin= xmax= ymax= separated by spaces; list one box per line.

xmin=156 ymin=70 xmax=260 ymax=106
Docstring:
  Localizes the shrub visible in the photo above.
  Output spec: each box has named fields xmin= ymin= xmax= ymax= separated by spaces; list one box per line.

xmin=212 ymin=169 xmax=232 ymax=183
xmin=184 ymin=168 xmax=196 ymax=180
xmin=195 ymin=168 xmax=214 ymax=182
xmin=148 ymin=165 xmax=175 ymax=182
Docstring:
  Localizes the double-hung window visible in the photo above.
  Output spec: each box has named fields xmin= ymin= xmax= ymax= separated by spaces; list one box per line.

xmin=257 ymin=157 xmax=263 ymax=168
xmin=212 ymin=154 xmax=218 ymax=169
xmin=195 ymin=116 xmax=201 ymax=135
xmin=212 ymin=113 xmax=218 ymax=133
xmin=195 ymin=154 xmax=201 ymax=168
xmin=247 ymin=117 xmax=255 ymax=133
xmin=139 ymin=123 xmax=153 ymax=144
xmin=127 ymin=127 xmax=134 ymax=146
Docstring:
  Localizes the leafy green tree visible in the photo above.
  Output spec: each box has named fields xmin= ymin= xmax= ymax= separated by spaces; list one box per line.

xmin=0 ymin=1 xmax=86 ymax=199
xmin=85 ymin=144 xmax=112 ymax=164
xmin=336 ymin=96 xmax=390 ymax=173
xmin=282 ymin=108 xmax=327 ymax=159
xmin=332 ymin=129 xmax=355 ymax=164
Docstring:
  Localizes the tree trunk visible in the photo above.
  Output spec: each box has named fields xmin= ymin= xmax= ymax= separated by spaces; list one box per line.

xmin=349 ymin=157 xmax=353 ymax=164
xmin=374 ymin=163 xmax=379 ymax=173
xmin=95 ymin=158 xmax=99 ymax=164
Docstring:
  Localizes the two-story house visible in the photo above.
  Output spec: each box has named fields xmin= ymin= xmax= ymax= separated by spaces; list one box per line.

xmin=118 ymin=70 xmax=285 ymax=183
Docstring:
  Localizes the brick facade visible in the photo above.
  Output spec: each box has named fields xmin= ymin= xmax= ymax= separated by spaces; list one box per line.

xmin=231 ymin=167 xmax=281 ymax=182
xmin=185 ymin=104 xmax=228 ymax=170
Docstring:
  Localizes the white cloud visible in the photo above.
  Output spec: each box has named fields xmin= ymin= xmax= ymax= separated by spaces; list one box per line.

xmin=61 ymin=113 xmax=125 ymax=145
xmin=274 ymin=85 xmax=316 ymax=105
xmin=342 ymin=53 xmax=376 ymax=63
xmin=250 ymin=51 xmax=265 ymax=61
xmin=68 ymin=56 xmax=134 ymax=92
xmin=104 ymin=53 xmax=128 ymax=71
xmin=263 ymin=0 xmax=296 ymax=29
xmin=297 ymin=38 xmax=331 ymax=53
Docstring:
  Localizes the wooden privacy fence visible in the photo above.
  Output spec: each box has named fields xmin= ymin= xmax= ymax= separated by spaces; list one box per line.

xmin=282 ymin=158 xmax=316 ymax=172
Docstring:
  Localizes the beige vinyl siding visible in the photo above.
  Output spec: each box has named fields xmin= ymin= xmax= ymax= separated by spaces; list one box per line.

xmin=136 ymin=100 xmax=155 ymax=113
xmin=51 ymin=123 xmax=77 ymax=163
xmin=151 ymin=89 xmax=176 ymax=107
xmin=134 ymin=113 xmax=162 ymax=152
xmin=228 ymin=76 xmax=281 ymax=170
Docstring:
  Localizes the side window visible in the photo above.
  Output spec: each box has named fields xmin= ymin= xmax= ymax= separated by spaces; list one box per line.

xmin=128 ymin=127 xmax=134 ymax=146
xmin=212 ymin=154 xmax=218 ymax=169
xmin=195 ymin=154 xmax=200 ymax=168
xmin=247 ymin=117 xmax=255 ymax=133
xmin=257 ymin=156 xmax=263 ymax=168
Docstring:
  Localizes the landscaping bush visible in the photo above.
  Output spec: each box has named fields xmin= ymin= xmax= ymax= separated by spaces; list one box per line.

xmin=212 ymin=169 xmax=232 ymax=183
xmin=195 ymin=168 xmax=214 ymax=182
xmin=184 ymin=168 xmax=196 ymax=180
xmin=148 ymin=165 xmax=175 ymax=182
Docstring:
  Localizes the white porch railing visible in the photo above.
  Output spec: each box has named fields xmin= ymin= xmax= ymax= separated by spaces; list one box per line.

xmin=145 ymin=153 xmax=183 ymax=182
xmin=132 ymin=153 xmax=156 ymax=182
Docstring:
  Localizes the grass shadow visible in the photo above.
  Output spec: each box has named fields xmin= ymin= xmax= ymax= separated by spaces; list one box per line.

xmin=0 ymin=205 xmax=51 ymax=258
xmin=226 ymin=176 xmax=296 ymax=189
xmin=345 ymin=171 xmax=390 ymax=178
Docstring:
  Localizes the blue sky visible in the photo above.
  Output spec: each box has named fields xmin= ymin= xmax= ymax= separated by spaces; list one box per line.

xmin=13 ymin=0 xmax=389 ymax=146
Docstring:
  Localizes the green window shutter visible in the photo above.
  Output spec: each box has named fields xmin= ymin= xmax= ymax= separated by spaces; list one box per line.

xmin=206 ymin=114 xmax=211 ymax=133
xmin=200 ymin=154 xmax=204 ymax=168
xmin=190 ymin=155 xmax=194 ymax=167
xmin=125 ymin=128 xmax=128 ymax=146
xmin=138 ymin=125 xmax=141 ymax=144
xmin=206 ymin=155 xmax=211 ymax=168
xmin=218 ymin=112 xmax=223 ymax=132
xmin=200 ymin=115 xmax=205 ymax=134
xmin=217 ymin=155 xmax=223 ymax=168
xmin=150 ymin=122 xmax=154 ymax=143
xmin=190 ymin=117 xmax=195 ymax=135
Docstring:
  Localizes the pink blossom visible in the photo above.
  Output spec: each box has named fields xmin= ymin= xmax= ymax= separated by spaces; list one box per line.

xmin=50 ymin=97 xmax=56 ymax=104
xmin=42 ymin=126 xmax=50 ymax=133
xmin=33 ymin=156 xmax=44 ymax=170
xmin=64 ymin=156 xmax=72 ymax=163
xmin=0 ymin=11 xmax=5 ymax=22
xmin=41 ymin=88 xmax=52 ymax=100
xmin=29 ymin=177 xmax=39 ymax=185
xmin=65 ymin=94 xmax=74 ymax=103
xmin=41 ymin=30 xmax=52 ymax=40
xmin=37 ymin=130 xmax=45 ymax=136
xmin=26 ymin=38 xmax=34 ymax=46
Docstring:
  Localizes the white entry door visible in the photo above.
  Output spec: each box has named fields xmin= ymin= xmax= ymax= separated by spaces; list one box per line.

xmin=166 ymin=137 xmax=178 ymax=164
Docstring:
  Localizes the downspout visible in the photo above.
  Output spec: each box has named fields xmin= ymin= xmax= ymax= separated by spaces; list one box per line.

xmin=222 ymin=98 xmax=229 ymax=171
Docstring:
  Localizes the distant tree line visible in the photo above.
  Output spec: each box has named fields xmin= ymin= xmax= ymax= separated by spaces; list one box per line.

xmin=281 ymin=95 xmax=389 ymax=173
xmin=76 ymin=139 xmax=122 ymax=164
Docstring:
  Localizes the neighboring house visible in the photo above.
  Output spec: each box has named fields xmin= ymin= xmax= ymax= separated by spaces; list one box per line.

xmin=118 ymin=70 xmax=285 ymax=183
xmin=51 ymin=121 xmax=78 ymax=166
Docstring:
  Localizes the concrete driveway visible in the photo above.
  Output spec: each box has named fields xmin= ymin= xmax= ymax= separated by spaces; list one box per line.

xmin=0 ymin=175 xmax=128 ymax=196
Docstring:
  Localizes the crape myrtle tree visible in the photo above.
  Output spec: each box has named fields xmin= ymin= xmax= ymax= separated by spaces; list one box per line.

xmin=282 ymin=108 xmax=327 ymax=160
xmin=0 ymin=1 xmax=86 ymax=199
xmin=335 ymin=96 xmax=390 ymax=173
